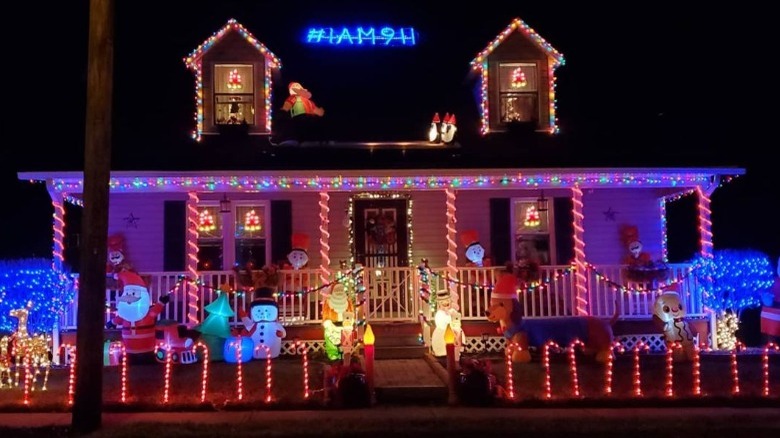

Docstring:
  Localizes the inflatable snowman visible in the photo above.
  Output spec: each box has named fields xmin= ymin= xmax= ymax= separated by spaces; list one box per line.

xmin=287 ymin=233 xmax=310 ymax=269
xmin=430 ymin=289 xmax=453 ymax=357
xmin=242 ymin=287 xmax=286 ymax=359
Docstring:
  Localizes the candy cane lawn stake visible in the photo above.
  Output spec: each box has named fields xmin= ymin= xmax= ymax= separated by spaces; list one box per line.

xmin=633 ymin=341 xmax=649 ymax=397
xmin=255 ymin=345 xmax=273 ymax=403
xmin=543 ymin=340 xmax=560 ymax=399
xmin=665 ymin=342 xmax=682 ymax=397
xmin=568 ymin=339 xmax=584 ymax=397
xmin=22 ymin=354 xmax=31 ymax=405
xmin=236 ymin=340 xmax=244 ymax=401
xmin=154 ymin=344 xmax=174 ymax=404
xmin=605 ymin=341 xmax=624 ymax=396
xmin=763 ymin=342 xmax=779 ymax=397
xmin=504 ymin=342 xmax=521 ymax=400
xmin=731 ymin=342 xmax=744 ymax=395
xmin=67 ymin=346 xmax=76 ymax=406
xmin=692 ymin=342 xmax=701 ymax=396
xmin=192 ymin=342 xmax=209 ymax=403
xmin=116 ymin=343 xmax=128 ymax=403
xmin=297 ymin=340 xmax=309 ymax=399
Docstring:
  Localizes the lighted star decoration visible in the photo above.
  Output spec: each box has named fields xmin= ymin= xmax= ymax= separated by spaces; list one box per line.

xmin=602 ymin=207 xmax=618 ymax=222
xmin=124 ymin=212 xmax=140 ymax=228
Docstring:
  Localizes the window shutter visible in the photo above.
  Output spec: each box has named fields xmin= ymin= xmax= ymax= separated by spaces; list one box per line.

xmin=271 ymin=200 xmax=292 ymax=265
xmin=554 ymin=197 xmax=575 ymax=265
xmin=163 ymin=201 xmax=186 ymax=271
xmin=489 ymin=198 xmax=511 ymax=266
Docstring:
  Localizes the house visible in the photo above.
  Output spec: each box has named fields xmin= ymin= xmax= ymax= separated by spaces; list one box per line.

xmin=19 ymin=16 xmax=743 ymax=357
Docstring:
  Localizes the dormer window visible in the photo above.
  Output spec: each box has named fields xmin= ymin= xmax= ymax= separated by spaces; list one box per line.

xmin=214 ymin=64 xmax=254 ymax=125
xmin=499 ymin=62 xmax=538 ymax=124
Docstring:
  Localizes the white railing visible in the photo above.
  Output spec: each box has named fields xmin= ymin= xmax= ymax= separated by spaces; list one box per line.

xmin=59 ymin=263 xmax=702 ymax=329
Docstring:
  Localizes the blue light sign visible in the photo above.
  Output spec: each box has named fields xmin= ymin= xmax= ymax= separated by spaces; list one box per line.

xmin=305 ymin=26 xmax=417 ymax=46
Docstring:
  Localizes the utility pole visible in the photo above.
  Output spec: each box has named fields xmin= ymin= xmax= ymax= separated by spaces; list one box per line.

xmin=72 ymin=0 xmax=113 ymax=433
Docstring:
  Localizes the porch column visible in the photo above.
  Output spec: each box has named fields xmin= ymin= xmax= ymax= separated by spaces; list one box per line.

xmin=318 ymin=191 xmax=331 ymax=286
xmin=445 ymin=188 xmax=459 ymax=312
xmin=659 ymin=196 xmax=668 ymax=263
xmin=46 ymin=183 xmax=65 ymax=365
xmin=185 ymin=191 xmax=200 ymax=325
xmin=696 ymin=185 xmax=715 ymax=258
xmin=571 ymin=184 xmax=589 ymax=316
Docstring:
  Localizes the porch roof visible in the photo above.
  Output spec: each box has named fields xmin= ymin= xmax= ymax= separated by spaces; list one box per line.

xmin=20 ymin=167 xmax=744 ymax=196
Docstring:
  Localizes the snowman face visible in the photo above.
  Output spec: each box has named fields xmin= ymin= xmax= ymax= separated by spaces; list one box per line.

xmin=465 ymin=243 xmax=485 ymax=265
xmin=434 ymin=309 xmax=452 ymax=328
xmin=251 ymin=302 xmax=279 ymax=322
xmin=287 ymin=249 xmax=309 ymax=270
xmin=116 ymin=285 xmax=150 ymax=322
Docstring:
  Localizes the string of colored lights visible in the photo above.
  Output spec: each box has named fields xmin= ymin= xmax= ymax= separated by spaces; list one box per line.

xmin=318 ymin=191 xmax=331 ymax=288
xmin=604 ymin=341 xmax=624 ymax=396
xmin=192 ymin=342 xmax=210 ymax=403
xmin=543 ymin=340 xmax=559 ymax=399
xmin=445 ymin=188 xmax=459 ymax=312
xmin=186 ymin=192 xmax=200 ymax=325
xmin=633 ymin=341 xmax=649 ymax=397
xmin=255 ymin=345 xmax=273 ymax=403
xmin=572 ymin=185 xmax=588 ymax=316
xmin=696 ymin=186 xmax=714 ymax=258
xmin=763 ymin=343 xmax=778 ymax=397
xmin=568 ymin=339 xmax=584 ymax=397
xmin=587 ymin=261 xmax=700 ymax=295
xmin=42 ymin=171 xmax=729 ymax=194
xmin=421 ymin=264 xmax=573 ymax=294
xmin=659 ymin=197 xmax=668 ymax=263
xmin=156 ymin=344 xmax=173 ymax=404
xmin=184 ymin=19 xmax=281 ymax=141
xmin=470 ymin=18 xmax=565 ymax=135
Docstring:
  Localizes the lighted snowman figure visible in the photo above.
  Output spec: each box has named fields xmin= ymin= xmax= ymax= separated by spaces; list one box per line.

xmin=340 ymin=310 xmax=356 ymax=365
xmin=460 ymin=230 xmax=485 ymax=267
xmin=110 ymin=270 xmax=169 ymax=357
xmin=242 ymin=287 xmax=286 ymax=359
xmin=287 ymin=233 xmax=310 ymax=270
xmin=430 ymin=289 xmax=453 ymax=357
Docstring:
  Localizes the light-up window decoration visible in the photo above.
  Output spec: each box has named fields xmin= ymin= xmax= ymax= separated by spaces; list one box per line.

xmin=512 ymin=199 xmax=552 ymax=265
xmin=214 ymin=65 xmax=254 ymax=125
xmin=196 ymin=206 xmax=223 ymax=270
xmin=499 ymin=63 xmax=538 ymax=124
xmin=235 ymin=205 xmax=266 ymax=269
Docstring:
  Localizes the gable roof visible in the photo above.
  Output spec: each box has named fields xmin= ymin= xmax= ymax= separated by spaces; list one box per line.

xmin=184 ymin=18 xmax=282 ymax=70
xmin=470 ymin=17 xmax=565 ymax=69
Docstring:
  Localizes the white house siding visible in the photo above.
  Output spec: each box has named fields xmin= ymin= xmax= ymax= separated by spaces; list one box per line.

xmin=108 ymin=193 xmax=175 ymax=272
xmin=409 ymin=191 xmax=448 ymax=268
xmin=582 ymin=188 xmax=666 ymax=265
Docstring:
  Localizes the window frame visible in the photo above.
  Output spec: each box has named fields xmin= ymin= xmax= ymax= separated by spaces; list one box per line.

xmin=213 ymin=63 xmax=255 ymax=126
xmin=195 ymin=202 xmax=225 ymax=270
xmin=231 ymin=200 xmax=271 ymax=269
xmin=497 ymin=62 xmax=540 ymax=126
xmin=509 ymin=197 xmax=557 ymax=266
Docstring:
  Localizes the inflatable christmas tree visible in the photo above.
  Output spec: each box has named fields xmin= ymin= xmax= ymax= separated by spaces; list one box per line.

xmin=195 ymin=287 xmax=235 ymax=361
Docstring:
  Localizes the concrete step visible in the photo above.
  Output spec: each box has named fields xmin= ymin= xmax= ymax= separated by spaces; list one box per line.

xmin=375 ymin=344 xmax=428 ymax=359
xmin=374 ymin=358 xmax=448 ymax=404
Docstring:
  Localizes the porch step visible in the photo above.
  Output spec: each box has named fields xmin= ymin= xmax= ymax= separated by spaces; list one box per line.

xmin=375 ymin=345 xmax=428 ymax=359
xmin=371 ymin=322 xmax=427 ymax=359
xmin=374 ymin=358 xmax=448 ymax=404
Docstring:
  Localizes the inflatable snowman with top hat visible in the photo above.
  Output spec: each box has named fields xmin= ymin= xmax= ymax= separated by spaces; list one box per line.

xmin=242 ymin=287 xmax=286 ymax=359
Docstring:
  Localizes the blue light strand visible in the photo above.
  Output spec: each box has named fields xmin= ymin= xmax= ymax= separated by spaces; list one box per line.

xmin=691 ymin=249 xmax=775 ymax=314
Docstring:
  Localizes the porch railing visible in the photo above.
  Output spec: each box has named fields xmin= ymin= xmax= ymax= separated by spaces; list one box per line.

xmin=58 ymin=263 xmax=702 ymax=330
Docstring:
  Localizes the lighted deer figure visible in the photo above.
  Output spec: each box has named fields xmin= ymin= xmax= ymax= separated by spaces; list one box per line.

xmin=9 ymin=308 xmax=51 ymax=390
xmin=0 ymin=336 xmax=12 ymax=388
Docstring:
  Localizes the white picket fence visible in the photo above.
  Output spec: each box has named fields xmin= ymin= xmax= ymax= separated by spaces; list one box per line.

xmin=59 ymin=263 xmax=703 ymax=329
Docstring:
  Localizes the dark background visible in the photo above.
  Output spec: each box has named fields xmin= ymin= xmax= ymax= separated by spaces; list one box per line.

xmin=1 ymin=1 xmax=776 ymax=271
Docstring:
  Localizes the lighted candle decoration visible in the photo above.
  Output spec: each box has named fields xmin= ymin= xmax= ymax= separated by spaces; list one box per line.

xmin=192 ymin=342 xmax=210 ymax=403
xmin=763 ymin=342 xmax=779 ymax=397
xmin=543 ymin=340 xmax=560 ymax=399
xmin=568 ymin=339 xmax=584 ymax=397
xmin=633 ymin=341 xmax=649 ymax=397
xmin=505 ymin=342 xmax=521 ymax=400
xmin=444 ymin=324 xmax=457 ymax=404
xmin=244 ymin=209 xmax=262 ymax=232
xmin=296 ymin=339 xmax=310 ymax=399
xmin=692 ymin=342 xmax=701 ymax=396
xmin=255 ymin=345 xmax=273 ymax=403
xmin=731 ymin=342 xmax=744 ymax=395
xmin=363 ymin=326 xmax=375 ymax=397
xmin=604 ymin=341 xmax=625 ymax=396
xmin=67 ymin=346 xmax=76 ymax=406
xmin=665 ymin=342 xmax=682 ymax=397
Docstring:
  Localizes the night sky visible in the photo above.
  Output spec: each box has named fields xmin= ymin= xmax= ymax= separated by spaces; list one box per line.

xmin=1 ymin=1 xmax=776 ymax=267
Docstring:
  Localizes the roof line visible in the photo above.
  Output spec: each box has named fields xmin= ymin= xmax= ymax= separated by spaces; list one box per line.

xmin=184 ymin=18 xmax=281 ymax=69
xmin=470 ymin=17 xmax=565 ymax=68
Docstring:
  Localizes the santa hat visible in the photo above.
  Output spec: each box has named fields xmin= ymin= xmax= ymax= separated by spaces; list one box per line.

xmin=619 ymin=224 xmax=641 ymax=246
xmin=443 ymin=113 xmax=451 ymax=124
xmin=432 ymin=113 xmax=440 ymax=123
xmin=491 ymin=272 xmax=518 ymax=301
xmin=448 ymin=114 xmax=456 ymax=125
xmin=117 ymin=270 xmax=146 ymax=289
xmin=108 ymin=235 xmax=125 ymax=252
xmin=291 ymin=233 xmax=310 ymax=253
xmin=459 ymin=230 xmax=480 ymax=249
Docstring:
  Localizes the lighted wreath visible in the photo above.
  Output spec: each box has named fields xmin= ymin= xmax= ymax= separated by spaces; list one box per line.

xmin=365 ymin=212 xmax=397 ymax=246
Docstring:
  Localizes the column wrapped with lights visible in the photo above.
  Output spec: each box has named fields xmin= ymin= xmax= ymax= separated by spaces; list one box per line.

xmin=571 ymin=185 xmax=589 ymax=316
xmin=186 ymin=191 xmax=201 ymax=325
xmin=696 ymin=186 xmax=714 ymax=258
xmin=50 ymin=191 xmax=66 ymax=270
xmin=319 ymin=191 xmax=331 ymax=288
xmin=445 ymin=188 xmax=459 ymax=312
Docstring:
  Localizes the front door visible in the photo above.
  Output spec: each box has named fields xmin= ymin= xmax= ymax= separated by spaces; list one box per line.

xmin=353 ymin=198 xmax=409 ymax=268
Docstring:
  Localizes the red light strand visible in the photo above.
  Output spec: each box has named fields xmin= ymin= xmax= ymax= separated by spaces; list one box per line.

xmin=255 ymin=345 xmax=273 ymax=403
xmin=572 ymin=185 xmax=589 ymax=316
xmin=119 ymin=344 xmax=128 ymax=403
xmin=236 ymin=340 xmax=244 ymax=401
xmin=633 ymin=341 xmax=649 ymax=397
xmin=763 ymin=342 xmax=779 ymax=397
xmin=66 ymin=345 xmax=76 ymax=406
xmin=192 ymin=342 xmax=209 ymax=403
xmin=319 ymin=191 xmax=331 ymax=286
xmin=696 ymin=186 xmax=713 ymax=258
xmin=731 ymin=342 xmax=744 ymax=395
xmin=665 ymin=342 xmax=681 ymax=397
xmin=568 ymin=339 xmax=584 ymax=397
xmin=445 ymin=188 xmax=459 ymax=311
xmin=505 ymin=342 xmax=520 ymax=400
xmin=605 ymin=341 xmax=624 ymax=396
xmin=297 ymin=340 xmax=309 ymax=399
xmin=543 ymin=340 xmax=560 ymax=399
xmin=692 ymin=342 xmax=701 ymax=396
xmin=51 ymin=196 xmax=65 ymax=270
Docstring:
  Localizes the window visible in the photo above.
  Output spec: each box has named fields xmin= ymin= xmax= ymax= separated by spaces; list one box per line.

xmin=498 ymin=63 xmax=538 ymax=124
xmin=235 ymin=205 xmax=266 ymax=269
xmin=214 ymin=64 xmax=254 ymax=125
xmin=512 ymin=199 xmax=552 ymax=265
xmin=196 ymin=205 xmax=223 ymax=270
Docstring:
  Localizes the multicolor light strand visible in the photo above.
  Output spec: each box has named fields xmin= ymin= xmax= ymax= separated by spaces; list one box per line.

xmin=192 ymin=342 xmax=210 ymax=403
xmin=445 ymin=188 xmax=458 ymax=311
xmin=470 ymin=18 xmax=565 ymax=135
xmin=572 ymin=185 xmax=589 ymax=316
xmin=633 ymin=341 xmax=649 ymax=397
xmin=319 ymin=191 xmax=331 ymax=287
xmin=696 ymin=186 xmax=714 ymax=258
xmin=67 ymin=346 xmax=76 ymax=406
xmin=665 ymin=342 xmax=682 ymax=397
xmin=255 ymin=345 xmax=273 ymax=403
xmin=186 ymin=191 xmax=200 ymax=325
xmin=763 ymin=342 xmax=778 ymax=397
xmin=264 ymin=60 xmax=273 ymax=132
xmin=604 ymin=341 xmax=624 ymax=396
xmin=504 ymin=342 xmax=520 ymax=400
xmin=297 ymin=340 xmax=309 ymax=399
xmin=568 ymin=339 xmax=584 ymax=397
xmin=659 ymin=197 xmax=668 ymax=263
xmin=543 ymin=340 xmax=560 ymax=399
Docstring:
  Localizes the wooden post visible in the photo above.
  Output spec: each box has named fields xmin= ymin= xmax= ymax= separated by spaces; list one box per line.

xmin=72 ymin=0 xmax=113 ymax=434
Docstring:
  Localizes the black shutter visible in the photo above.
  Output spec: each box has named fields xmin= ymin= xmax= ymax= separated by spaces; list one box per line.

xmin=163 ymin=201 xmax=186 ymax=271
xmin=271 ymin=200 xmax=292 ymax=265
xmin=554 ymin=197 xmax=575 ymax=265
xmin=489 ymin=198 xmax=511 ymax=266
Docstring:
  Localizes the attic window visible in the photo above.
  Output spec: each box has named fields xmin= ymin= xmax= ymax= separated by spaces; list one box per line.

xmin=214 ymin=64 xmax=254 ymax=125
xmin=498 ymin=62 xmax=538 ymax=124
